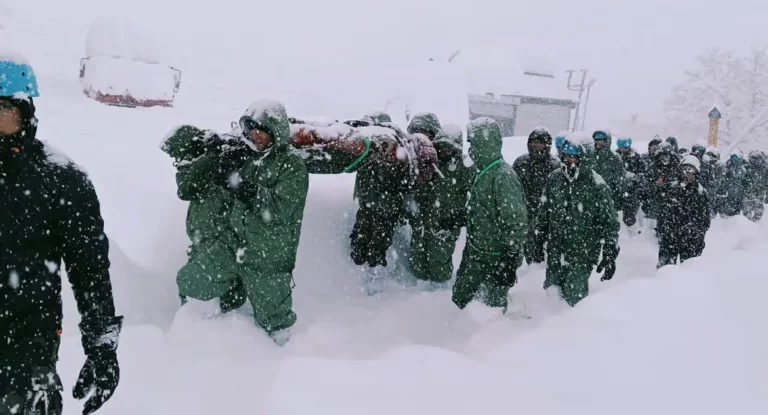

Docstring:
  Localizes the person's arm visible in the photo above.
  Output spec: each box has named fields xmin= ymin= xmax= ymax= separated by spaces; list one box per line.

xmin=236 ymin=157 xmax=309 ymax=227
xmin=176 ymin=153 xmax=219 ymax=200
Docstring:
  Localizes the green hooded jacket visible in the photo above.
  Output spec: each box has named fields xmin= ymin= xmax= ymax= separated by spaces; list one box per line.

xmin=162 ymin=125 xmax=236 ymax=250
xmin=465 ymin=118 xmax=528 ymax=257
xmin=229 ymin=101 xmax=309 ymax=271
xmin=582 ymin=132 xmax=626 ymax=209
xmin=535 ymin=140 xmax=619 ymax=267
xmin=413 ymin=125 xmax=473 ymax=228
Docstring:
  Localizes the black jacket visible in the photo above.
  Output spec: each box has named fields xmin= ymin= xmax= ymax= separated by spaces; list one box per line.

xmin=513 ymin=153 xmax=561 ymax=219
xmin=657 ymin=180 xmax=711 ymax=239
xmin=0 ymin=138 xmax=117 ymax=337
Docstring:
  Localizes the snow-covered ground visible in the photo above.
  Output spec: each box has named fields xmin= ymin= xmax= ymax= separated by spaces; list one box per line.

xmin=2 ymin=3 xmax=766 ymax=415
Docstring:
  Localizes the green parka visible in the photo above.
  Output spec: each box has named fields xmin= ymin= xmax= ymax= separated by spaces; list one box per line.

xmin=465 ymin=118 xmax=528 ymax=258
xmin=582 ymin=134 xmax=626 ymax=209
xmin=410 ymin=125 xmax=473 ymax=282
xmin=161 ymin=125 xmax=238 ymax=253
xmin=452 ymin=118 xmax=528 ymax=310
xmin=229 ymin=101 xmax=309 ymax=272
xmin=535 ymin=152 xmax=619 ymax=267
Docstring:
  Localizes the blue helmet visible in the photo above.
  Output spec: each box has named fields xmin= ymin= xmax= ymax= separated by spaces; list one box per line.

xmin=616 ymin=137 xmax=632 ymax=149
xmin=0 ymin=59 xmax=40 ymax=98
xmin=554 ymin=136 xmax=565 ymax=149
xmin=561 ymin=141 xmax=580 ymax=156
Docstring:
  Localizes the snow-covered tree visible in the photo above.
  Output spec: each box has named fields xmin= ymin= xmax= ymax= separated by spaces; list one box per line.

xmin=665 ymin=47 xmax=768 ymax=151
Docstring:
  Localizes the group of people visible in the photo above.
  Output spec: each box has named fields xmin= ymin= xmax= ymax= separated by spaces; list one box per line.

xmin=3 ymin=52 xmax=767 ymax=415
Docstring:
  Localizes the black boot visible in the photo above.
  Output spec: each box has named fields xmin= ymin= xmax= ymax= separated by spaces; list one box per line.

xmin=220 ymin=279 xmax=247 ymax=314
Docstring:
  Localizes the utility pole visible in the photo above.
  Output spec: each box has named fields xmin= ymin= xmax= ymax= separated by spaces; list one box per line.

xmin=580 ymin=78 xmax=597 ymax=130
xmin=566 ymin=69 xmax=589 ymax=132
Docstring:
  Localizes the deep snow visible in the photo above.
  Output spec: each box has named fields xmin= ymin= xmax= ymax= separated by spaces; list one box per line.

xmin=1 ymin=4 xmax=766 ymax=415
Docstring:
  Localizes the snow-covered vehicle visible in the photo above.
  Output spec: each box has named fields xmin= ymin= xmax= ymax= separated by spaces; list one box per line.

xmin=79 ymin=17 xmax=181 ymax=108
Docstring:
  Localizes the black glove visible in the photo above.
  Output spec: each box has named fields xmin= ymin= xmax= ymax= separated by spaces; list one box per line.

xmin=597 ymin=243 xmax=619 ymax=281
xmin=73 ymin=316 xmax=123 ymax=415
xmin=623 ymin=213 xmax=637 ymax=227
xmin=217 ymin=148 xmax=250 ymax=187
xmin=232 ymin=180 xmax=263 ymax=203
xmin=496 ymin=246 xmax=522 ymax=286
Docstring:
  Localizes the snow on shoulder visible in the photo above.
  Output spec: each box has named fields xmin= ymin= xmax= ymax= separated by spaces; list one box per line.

xmin=42 ymin=141 xmax=85 ymax=173
xmin=681 ymin=154 xmax=701 ymax=172
xmin=591 ymin=170 xmax=607 ymax=185
xmin=566 ymin=131 xmax=594 ymax=147
xmin=468 ymin=117 xmax=498 ymax=129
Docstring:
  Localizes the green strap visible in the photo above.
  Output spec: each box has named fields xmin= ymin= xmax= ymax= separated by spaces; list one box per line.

xmin=467 ymin=238 xmax=501 ymax=256
xmin=473 ymin=158 xmax=503 ymax=187
xmin=344 ymin=137 xmax=371 ymax=173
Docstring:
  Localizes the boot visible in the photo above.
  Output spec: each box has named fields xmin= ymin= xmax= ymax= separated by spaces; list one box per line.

xmin=219 ymin=279 xmax=247 ymax=314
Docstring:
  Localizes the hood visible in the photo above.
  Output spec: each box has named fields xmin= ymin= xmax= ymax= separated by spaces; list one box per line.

xmin=467 ymin=117 xmax=503 ymax=169
xmin=527 ymin=127 xmax=552 ymax=156
xmin=592 ymin=130 xmax=612 ymax=152
xmin=434 ymin=124 xmax=464 ymax=163
xmin=407 ymin=112 xmax=441 ymax=139
xmin=435 ymin=123 xmax=463 ymax=148
xmin=240 ymin=100 xmax=291 ymax=148
xmin=665 ymin=136 xmax=679 ymax=153
xmin=0 ymin=96 xmax=38 ymax=159
xmin=680 ymin=154 xmax=701 ymax=173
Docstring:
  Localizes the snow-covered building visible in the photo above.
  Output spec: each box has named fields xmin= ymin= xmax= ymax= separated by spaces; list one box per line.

xmin=79 ymin=17 xmax=181 ymax=108
xmin=465 ymin=57 xmax=578 ymax=137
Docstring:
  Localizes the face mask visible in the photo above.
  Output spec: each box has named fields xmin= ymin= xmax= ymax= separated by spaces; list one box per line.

xmin=561 ymin=156 xmax=580 ymax=181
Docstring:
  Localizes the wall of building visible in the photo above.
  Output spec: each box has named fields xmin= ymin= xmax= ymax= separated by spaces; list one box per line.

xmin=514 ymin=102 xmax=572 ymax=136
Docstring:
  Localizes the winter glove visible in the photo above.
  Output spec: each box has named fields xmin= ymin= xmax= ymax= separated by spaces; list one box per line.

xmin=232 ymin=179 xmax=264 ymax=203
xmin=217 ymin=147 xmax=250 ymax=186
xmin=73 ymin=316 xmax=123 ymax=415
xmin=623 ymin=212 xmax=637 ymax=227
xmin=597 ymin=243 xmax=619 ymax=281
xmin=496 ymin=246 xmax=522 ymax=286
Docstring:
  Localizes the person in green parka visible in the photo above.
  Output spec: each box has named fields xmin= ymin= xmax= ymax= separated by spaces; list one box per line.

xmin=410 ymin=123 xmax=473 ymax=285
xmin=167 ymin=100 xmax=309 ymax=345
xmin=513 ymin=128 xmax=561 ymax=264
xmin=349 ymin=112 xmax=411 ymax=267
xmin=452 ymin=117 xmax=528 ymax=311
xmin=532 ymin=138 xmax=620 ymax=306
xmin=162 ymin=125 xmax=248 ymax=312
xmin=583 ymin=130 xmax=626 ymax=217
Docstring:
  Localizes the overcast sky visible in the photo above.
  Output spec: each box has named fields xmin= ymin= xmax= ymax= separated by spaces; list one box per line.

xmin=12 ymin=0 xmax=768 ymax=128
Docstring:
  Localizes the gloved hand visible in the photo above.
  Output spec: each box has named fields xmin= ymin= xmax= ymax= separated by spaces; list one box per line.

xmin=73 ymin=316 xmax=123 ymax=415
xmin=597 ymin=243 xmax=619 ymax=281
xmin=623 ymin=213 xmax=637 ymax=227
xmin=217 ymin=148 xmax=249 ymax=185
xmin=496 ymin=246 xmax=522 ymax=286
xmin=232 ymin=179 xmax=264 ymax=203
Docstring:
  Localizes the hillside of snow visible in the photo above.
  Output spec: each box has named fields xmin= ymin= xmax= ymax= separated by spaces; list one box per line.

xmin=1 ymin=2 xmax=765 ymax=415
